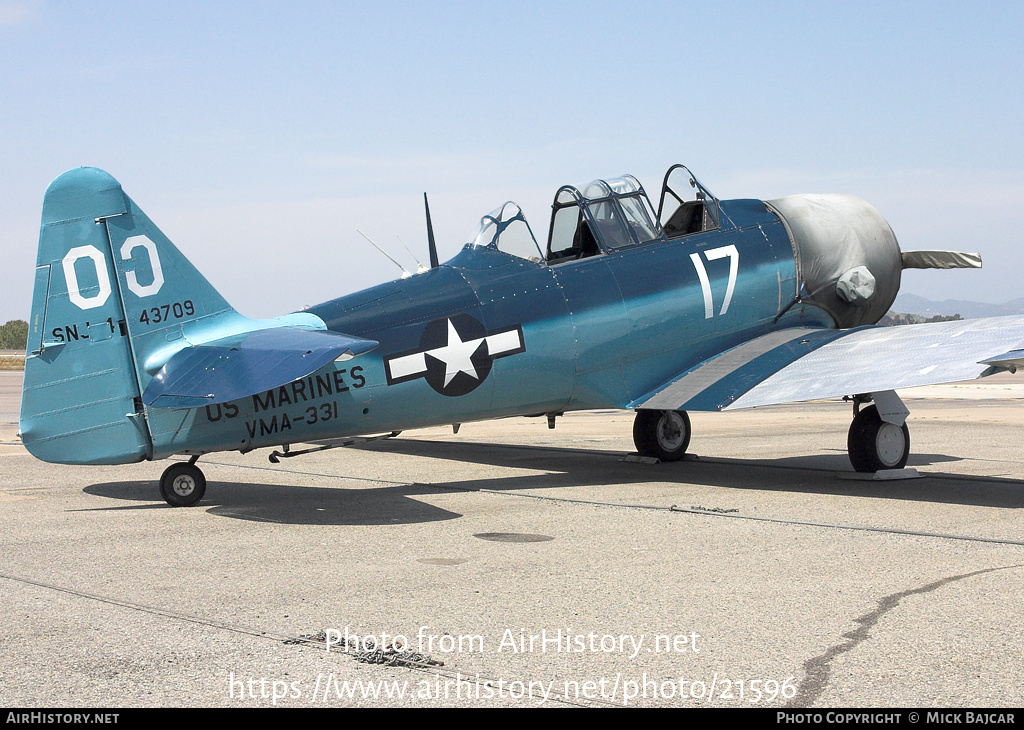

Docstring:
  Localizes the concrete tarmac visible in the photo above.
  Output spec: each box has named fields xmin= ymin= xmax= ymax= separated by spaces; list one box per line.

xmin=2 ymin=370 xmax=1023 ymax=708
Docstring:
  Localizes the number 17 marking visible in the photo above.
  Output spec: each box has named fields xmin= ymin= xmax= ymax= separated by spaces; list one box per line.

xmin=690 ymin=245 xmax=739 ymax=319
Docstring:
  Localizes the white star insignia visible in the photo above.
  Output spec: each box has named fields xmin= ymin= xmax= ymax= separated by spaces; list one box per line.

xmin=429 ymin=319 xmax=485 ymax=386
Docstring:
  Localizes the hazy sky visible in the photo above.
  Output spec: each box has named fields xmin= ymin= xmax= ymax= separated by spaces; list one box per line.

xmin=2 ymin=1 xmax=1022 ymax=320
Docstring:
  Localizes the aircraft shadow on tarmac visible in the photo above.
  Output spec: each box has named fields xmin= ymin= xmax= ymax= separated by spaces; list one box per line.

xmin=82 ymin=437 xmax=1024 ymax=523
xmin=351 ymin=437 xmax=1024 ymax=510
xmin=82 ymin=479 xmax=463 ymax=526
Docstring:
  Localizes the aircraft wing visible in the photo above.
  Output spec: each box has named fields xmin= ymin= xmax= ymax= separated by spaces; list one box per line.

xmin=633 ymin=315 xmax=1024 ymax=412
xmin=143 ymin=327 xmax=378 ymax=409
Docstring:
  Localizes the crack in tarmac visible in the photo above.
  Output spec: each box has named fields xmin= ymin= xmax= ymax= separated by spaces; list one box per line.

xmin=787 ymin=564 xmax=1024 ymax=707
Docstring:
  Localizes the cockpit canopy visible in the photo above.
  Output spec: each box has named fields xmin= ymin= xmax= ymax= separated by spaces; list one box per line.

xmin=466 ymin=201 xmax=543 ymax=262
xmin=656 ymin=164 xmax=720 ymax=238
xmin=548 ymin=175 xmax=663 ymax=264
xmin=462 ymin=165 xmax=720 ymax=266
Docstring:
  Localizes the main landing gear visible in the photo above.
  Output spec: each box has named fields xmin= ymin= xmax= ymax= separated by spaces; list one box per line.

xmin=633 ymin=389 xmax=911 ymax=474
xmin=846 ymin=392 xmax=910 ymax=472
xmin=633 ymin=409 xmax=691 ymax=462
xmin=159 ymin=457 xmax=206 ymax=507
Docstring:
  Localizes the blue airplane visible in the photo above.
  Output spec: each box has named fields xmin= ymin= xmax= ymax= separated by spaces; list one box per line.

xmin=19 ymin=165 xmax=1024 ymax=506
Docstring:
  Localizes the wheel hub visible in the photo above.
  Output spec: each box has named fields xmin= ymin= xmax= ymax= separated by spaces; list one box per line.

xmin=657 ymin=412 xmax=686 ymax=451
xmin=875 ymin=422 xmax=906 ymax=467
xmin=172 ymin=475 xmax=196 ymax=497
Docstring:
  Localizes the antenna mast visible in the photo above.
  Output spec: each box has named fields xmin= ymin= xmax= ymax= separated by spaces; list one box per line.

xmin=424 ymin=193 xmax=439 ymax=269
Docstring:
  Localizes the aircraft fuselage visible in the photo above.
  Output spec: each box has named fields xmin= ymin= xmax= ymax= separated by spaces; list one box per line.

xmin=146 ymin=198 xmax=829 ymax=459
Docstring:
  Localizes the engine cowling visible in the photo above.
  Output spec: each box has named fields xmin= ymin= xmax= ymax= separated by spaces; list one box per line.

xmin=767 ymin=194 xmax=901 ymax=328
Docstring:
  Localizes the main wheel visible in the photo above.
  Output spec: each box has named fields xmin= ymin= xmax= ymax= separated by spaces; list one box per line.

xmin=159 ymin=463 xmax=207 ymax=507
xmin=847 ymin=405 xmax=910 ymax=473
xmin=633 ymin=410 xmax=691 ymax=462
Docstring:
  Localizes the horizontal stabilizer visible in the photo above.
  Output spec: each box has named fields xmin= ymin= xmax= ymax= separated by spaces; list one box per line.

xmin=901 ymin=250 xmax=982 ymax=269
xmin=979 ymin=349 xmax=1024 ymax=372
xmin=143 ymin=327 xmax=377 ymax=409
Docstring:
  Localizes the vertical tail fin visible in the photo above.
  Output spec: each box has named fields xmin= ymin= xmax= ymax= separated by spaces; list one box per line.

xmin=20 ymin=167 xmax=237 ymax=464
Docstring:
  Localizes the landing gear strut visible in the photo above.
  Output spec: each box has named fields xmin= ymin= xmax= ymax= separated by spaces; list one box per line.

xmin=846 ymin=393 xmax=910 ymax=473
xmin=633 ymin=409 xmax=691 ymax=462
xmin=159 ymin=459 xmax=207 ymax=507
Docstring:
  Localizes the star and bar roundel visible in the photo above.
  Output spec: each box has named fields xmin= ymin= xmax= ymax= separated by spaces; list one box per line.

xmin=384 ymin=313 xmax=526 ymax=397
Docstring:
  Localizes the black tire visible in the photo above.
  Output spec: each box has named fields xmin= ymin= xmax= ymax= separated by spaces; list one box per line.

xmin=159 ymin=462 xmax=207 ymax=507
xmin=633 ymin=410 xmax=691 ymax=462
xmin=847 ymin=405 xmax=910 ymax=473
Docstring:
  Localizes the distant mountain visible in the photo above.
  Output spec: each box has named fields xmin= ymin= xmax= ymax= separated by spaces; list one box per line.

xmin=878 ymin=311 xmax=962 ymax=326
xmin=892 ymin=293 xmax=1024 ymax=319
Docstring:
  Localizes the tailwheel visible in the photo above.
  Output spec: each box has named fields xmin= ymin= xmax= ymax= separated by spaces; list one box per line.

xmin=159 ymin=462 xmax=207 ymax=507
xmin=633 ymin=409 xmax=691 ymax=462
xmin=847 ymin=404 xmax=910 ymax=473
